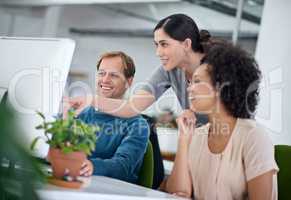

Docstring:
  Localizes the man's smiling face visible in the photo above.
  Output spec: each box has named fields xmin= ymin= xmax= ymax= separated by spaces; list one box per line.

xmin=96 ymin=56 xmax=132 ymax=99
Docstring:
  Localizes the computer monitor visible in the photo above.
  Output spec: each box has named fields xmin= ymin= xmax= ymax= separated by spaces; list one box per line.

xmin=0 ymin=37 xmax=75 ymax=158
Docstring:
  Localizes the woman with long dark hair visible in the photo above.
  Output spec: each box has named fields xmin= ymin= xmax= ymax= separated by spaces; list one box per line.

xmin=67 ymin=14 xmax=218 ymax=124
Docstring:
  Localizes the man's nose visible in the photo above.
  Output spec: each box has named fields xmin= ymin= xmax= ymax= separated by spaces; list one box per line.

xmin=102 ymin=73 xmax=111 ymax=82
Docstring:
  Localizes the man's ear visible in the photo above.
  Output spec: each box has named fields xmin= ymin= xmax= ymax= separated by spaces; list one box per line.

xmin=126 ymin=77 xmax=134 ymax=88
xmin=183 ymin=38 xmax=192 ymax=51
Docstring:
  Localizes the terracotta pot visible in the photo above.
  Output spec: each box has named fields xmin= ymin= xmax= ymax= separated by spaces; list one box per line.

xmin=48 ymin=148 xmax=86 ymax=180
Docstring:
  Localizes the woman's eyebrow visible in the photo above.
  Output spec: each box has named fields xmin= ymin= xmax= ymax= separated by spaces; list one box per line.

xmin=159 ymin=40 xmax=167 ymax=43
xmin=154 ymin=40 xmax=167 ymax=44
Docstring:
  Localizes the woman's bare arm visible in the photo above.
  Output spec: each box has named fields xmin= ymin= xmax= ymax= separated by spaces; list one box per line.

xmin=165 ymin=110 xmax=195 ymax=198
xmin=68 ymin=90 xmax=155 ymax=118
xmin=247 ymin=170 xmax=276 ymax=200
xmin=166 ymin=138 xmax=193 ymax=198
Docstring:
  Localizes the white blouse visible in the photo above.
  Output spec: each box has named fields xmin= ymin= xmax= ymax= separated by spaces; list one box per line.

xmin=188 ymin=118 xmax=279 ymax=200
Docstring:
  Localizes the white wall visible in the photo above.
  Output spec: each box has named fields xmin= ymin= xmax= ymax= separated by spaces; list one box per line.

xmin=255 ymin=0 xmax=291 ymax=145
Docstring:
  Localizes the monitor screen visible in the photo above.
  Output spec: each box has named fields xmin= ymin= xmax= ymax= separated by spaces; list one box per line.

xmin=0 ymin=37 xmax=75 ymax=158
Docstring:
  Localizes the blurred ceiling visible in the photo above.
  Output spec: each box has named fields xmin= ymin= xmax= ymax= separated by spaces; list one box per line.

xmin=0 ymin=0 xmax=181 ymax=6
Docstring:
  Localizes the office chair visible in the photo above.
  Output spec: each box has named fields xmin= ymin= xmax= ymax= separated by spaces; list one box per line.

xmin=274 ymin=145 xmax=291 ymax=200
xmin=138 ymin=141 xmax=154 ymax=188
xmin=142 ymin=114 xmax=165 ymax=189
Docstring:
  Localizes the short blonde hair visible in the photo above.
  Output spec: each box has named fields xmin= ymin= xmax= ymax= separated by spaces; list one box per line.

xmin=96 ymin=51 xmax=135 ymax=78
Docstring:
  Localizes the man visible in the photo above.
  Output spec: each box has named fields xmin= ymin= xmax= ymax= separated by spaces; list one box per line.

xmin=77 ymin=51 xmax=149 ymax=184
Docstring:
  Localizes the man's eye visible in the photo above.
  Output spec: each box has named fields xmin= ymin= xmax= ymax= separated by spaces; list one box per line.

xmin=193 ymin=80 xmax=200 ymax=83
xmin=97 ymin=72 xmax=105 ymax=76
xmin=111 ymin=74 xmax=119 ymax=78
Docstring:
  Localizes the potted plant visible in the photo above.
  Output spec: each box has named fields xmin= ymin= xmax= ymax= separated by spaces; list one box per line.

xmin=30 ymin=110 xmax=99 ymax=181
xmin=0 ymin=102 xmax=43 ymax=200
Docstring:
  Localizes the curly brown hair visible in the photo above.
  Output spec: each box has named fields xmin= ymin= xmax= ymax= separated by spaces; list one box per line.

xmin=201 ymin=43 xmax=262 ymax=118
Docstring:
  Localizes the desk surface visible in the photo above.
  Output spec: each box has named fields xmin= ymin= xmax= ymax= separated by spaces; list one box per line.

xmin=38 ymin=176 xmax=183 ymax=200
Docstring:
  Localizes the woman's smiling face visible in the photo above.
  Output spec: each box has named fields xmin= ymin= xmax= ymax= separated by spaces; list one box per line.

xmin=187 ymin=64 xmax=217 ymax=114
xmin=154 ymin=28 xmax=188 ymax=71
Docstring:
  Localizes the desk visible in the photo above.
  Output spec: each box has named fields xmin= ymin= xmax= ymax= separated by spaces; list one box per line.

xmin=38 ymin=176 xmax=184 ymax=200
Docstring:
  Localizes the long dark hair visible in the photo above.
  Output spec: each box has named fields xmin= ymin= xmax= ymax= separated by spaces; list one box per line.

xmin=154 ymin=14 xmax=213 ymax=53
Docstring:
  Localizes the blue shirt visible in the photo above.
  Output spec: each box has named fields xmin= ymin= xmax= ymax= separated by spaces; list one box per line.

xmin=77 ymin=106 xmax=149 ymax=184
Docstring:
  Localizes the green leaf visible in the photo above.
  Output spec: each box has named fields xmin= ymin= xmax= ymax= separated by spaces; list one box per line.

xmin=30 ymin=136 xmax=42 ymax=150
xmin=62 ymin=146 xmax=73 ymax=154
xmin=88 ymin=139 xmax=96 ymax=152
xmin=33 ymin=110 xmax=99 ymax=155
xmin=36 ymin=110 xmax=45 ymax=120
xmin=35 ymin=125 xmax=44 ymax=129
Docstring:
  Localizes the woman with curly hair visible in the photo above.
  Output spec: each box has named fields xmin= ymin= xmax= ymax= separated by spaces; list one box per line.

xmin=165 ymin=43 xmax=278 ymax=199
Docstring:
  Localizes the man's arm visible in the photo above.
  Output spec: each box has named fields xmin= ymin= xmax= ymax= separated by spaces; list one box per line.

xmin=90 ymin=118 xmax=150 ymax=183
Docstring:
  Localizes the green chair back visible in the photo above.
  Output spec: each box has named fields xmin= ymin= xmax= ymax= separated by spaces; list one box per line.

xmin=138 ymin=141 xmax=154 ymax=188
xmin=275 ymin=145 xmax=291 ymax=200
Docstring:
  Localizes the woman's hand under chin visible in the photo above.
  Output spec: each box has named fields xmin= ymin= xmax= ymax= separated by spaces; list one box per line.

xmin=176 ymin=109 xmax=196 ymax=146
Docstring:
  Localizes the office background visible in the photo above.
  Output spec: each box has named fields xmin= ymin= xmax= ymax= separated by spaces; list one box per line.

xmin=0 ymin=0 xmax=290 ymax=145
